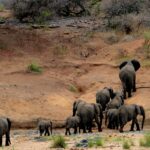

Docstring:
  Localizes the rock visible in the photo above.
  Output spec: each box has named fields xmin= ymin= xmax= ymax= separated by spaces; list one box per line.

xmin=121 ymin=35 xmax=134 ymax=42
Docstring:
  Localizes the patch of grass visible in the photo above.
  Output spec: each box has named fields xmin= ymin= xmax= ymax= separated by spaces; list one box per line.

xmin=116 ymin=56 xmax=133 ymax=65
xmin=51 ymin=135 xmax=67 ymax=148
xmin=88 ymin=140 xmax=95 ymax=148
xmin=0 ymin=3 xmax=5 ymax=12
xmin=95 ymin=138 xmax=103 ymax=147
xmin=88 ymin=137 xmax=104 ymax=148
xmin=141 ymin=59 xmax=150 ymax=68
xmin=140 ymin=132 xmax=150 ymax=147
xmin=123 ymin=140 xmax=130 ymax=149
xmin=54 ymin=45 xmax=68 ymax=56
xmin=68 ymin=84 xmax=79 ymax=93
xmin=143 ymin=31 xmax=150 ymax=59
xmin=28 ymin=63 xmax=42 ymax=73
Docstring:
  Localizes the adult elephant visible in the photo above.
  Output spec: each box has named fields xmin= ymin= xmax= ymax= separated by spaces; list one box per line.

xmin=118 ymin=104 xmax=145 ymax=132
xmin=106 ymin=92 xmax=124 ymax=110
xmin=105 ymin=108 xmax=119 ymax=130
xmin=0 ymin=118 xmax=11 ymax=147
xmin=73 ymin=100 xmax=103 ymax=133
xmin=96 ymin=87 xmax=115 ymax=111
xmin=119 ymin=59 xmax=140 ymax=99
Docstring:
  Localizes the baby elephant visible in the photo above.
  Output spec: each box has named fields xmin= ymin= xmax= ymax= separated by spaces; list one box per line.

xmin=65 ymin=116 xmax=80 ymax=135
xmin=38 ymin=120 xmax=52 ymax=136
xmin=0 ymin=117 xmax=11 ymax=147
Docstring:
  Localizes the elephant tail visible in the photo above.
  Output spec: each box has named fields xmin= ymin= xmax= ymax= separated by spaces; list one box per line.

xmin=140 ymin=106 xmax=145 ymax=130
xmin=50 ymin=121 xmax=52 ymax=135
xmin=105 ymin=111 xmax=108 ymax=127
xmin=7 ymin=118 xmax=11 ymax=131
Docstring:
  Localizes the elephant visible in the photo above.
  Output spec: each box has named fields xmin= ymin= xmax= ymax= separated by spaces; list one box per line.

xmin=119 ymin=59 xmax=140 ymax=99
xmin=106 ymin=92 xmax=124 ymax=110
xmin=38 ymin=120 xmax=52 ymax=136
xmin=118 ymin=104 xmax=145 ymax=132
xmin=65 ymin=115 xmax=80 ymax=135
xmin=75 ymin=102 xmax=103 ymax=133
xmin=0 ymin=117 xmax=11 ymax=147
xmin=105 ymin=108 xmax=119 ymax=130
xmin=96 ymin=87 xmax=115 ymax=111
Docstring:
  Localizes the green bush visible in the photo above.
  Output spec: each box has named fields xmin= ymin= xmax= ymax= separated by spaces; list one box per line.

xmin=28 ymin=63 xmax=42 ymax=73
xmin=140 ymin=133 xmax=150 ymax=147
xmin=122 ymin=140 xmax=130 ymax=149
xmin=0 ymin=3 xmax=5 ymax=11
xmin=51 ymin=136 xmax=67 ymax=148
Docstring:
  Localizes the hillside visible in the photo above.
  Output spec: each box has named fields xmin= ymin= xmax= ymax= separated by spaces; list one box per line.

xmin=0 ymin=19 xmax=150 ymax=128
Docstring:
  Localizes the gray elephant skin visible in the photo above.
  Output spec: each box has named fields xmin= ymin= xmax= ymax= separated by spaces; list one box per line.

xmin=65 ymin=116 xmax=80 ymax=135
xmin=119 ymin=59 xmax=140 ymax=99
xmin=73 ymin=100 xmax=103 ymax=133
xmin=38 ymin=120 xmax=52 ymax=136
xmin=119 ymin=104 xmax=145 ymax=132
xmin=96 ymin=87 xmax=115 ymax=111
xmin=0 ymin=117 xmax=11 ymax=147
xmin=105 ymin=108 xmax=119 ymax=130
xmin=106 ymin=92 xmax=124 ymax=110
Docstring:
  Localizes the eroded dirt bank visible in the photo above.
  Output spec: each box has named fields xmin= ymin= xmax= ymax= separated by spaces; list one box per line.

xmin=0 ymin=23 xmax=150 ymax=128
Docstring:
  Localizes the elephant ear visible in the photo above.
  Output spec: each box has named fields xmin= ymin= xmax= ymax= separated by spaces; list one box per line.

xmin=131 ymin=59 xmax=140 ymax=71
xmin=119 ymin=61 xmax=128 ymax=69
xmin=108 ymin=87 xmax=115 ymax=99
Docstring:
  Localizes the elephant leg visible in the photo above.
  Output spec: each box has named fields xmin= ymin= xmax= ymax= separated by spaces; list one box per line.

xmin=69 ymin=129 xmax=71 ymax=135
xmin=88 ymin=123 xmax=92 ymax=133
xmin=128 ymin=89 xmax=132 ymax=98
xmin=133 ymin=77 xmax=136 ymax=92
xmin=83 ymin=126 xmax=86 ymax=133
xmin=5 ymin=132 xmax=10 ymax=146
xmin=65 ymin=129 xmax=68 ymax=135
xmin=0 ymin=136 xmax=2 ymax=147
xmin=74 ymin=127 xmax=77 ymax=134
xmin=123 ymin=88 xmax=126 ymax=99
xmin=95 ymin=116 xmax=102 ymax=132
xmin=130 ymin=120 xmax=135 ymax=131
xmin=47 ymin=129 xmax=50 ymax=136
xmin=40 ymin=129 xmax=44 ymax=136
xmin=135 ymin=119 xmax=140 ymax=131
xmin=119 ymin=124 xmax=124 ymax=133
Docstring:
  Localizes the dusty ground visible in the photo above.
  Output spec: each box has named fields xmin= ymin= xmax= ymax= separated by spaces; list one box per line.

xmin=1 ymin=127 xmax=150 ymax=150
xmin=0 ymin=10 xmax=150 ymax=149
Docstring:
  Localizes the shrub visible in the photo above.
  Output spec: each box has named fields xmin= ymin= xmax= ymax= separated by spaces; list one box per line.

xmin=13 ymin=0 xmax=53 ymax=23
xmin=28 ymin=63 xmax=42 ymax=73
xmin=101 ymin=0 xmax=150 ymax=31
xmin=122 ymin=140 xmax=130 ymax=149
xmin=51 ymin=136 xmax=67 ymax=148
xmin=140 ymin=133 xmax=150 ymax=147
xmin=101 ymin=0 xmax=142 ymax=19
xmin=12 ymin=0 xmax=88 ymax=22
xmin=143 ymin=31 xmax=150 ymax=58
xmin=0 ymin=3 xmax=4 ymax=11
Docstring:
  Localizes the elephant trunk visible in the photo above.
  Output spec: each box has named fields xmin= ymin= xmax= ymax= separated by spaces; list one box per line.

xmin=140 ymin=106 xmax=145 ymax=130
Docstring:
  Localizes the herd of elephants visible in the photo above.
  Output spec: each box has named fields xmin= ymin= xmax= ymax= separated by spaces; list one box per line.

xmin=0 ymin=59 xmax=146 ymax=147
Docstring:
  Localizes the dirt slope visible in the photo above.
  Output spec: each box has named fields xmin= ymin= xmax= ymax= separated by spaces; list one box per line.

xmin=0 ymin=24 xmax=150 ymax=128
